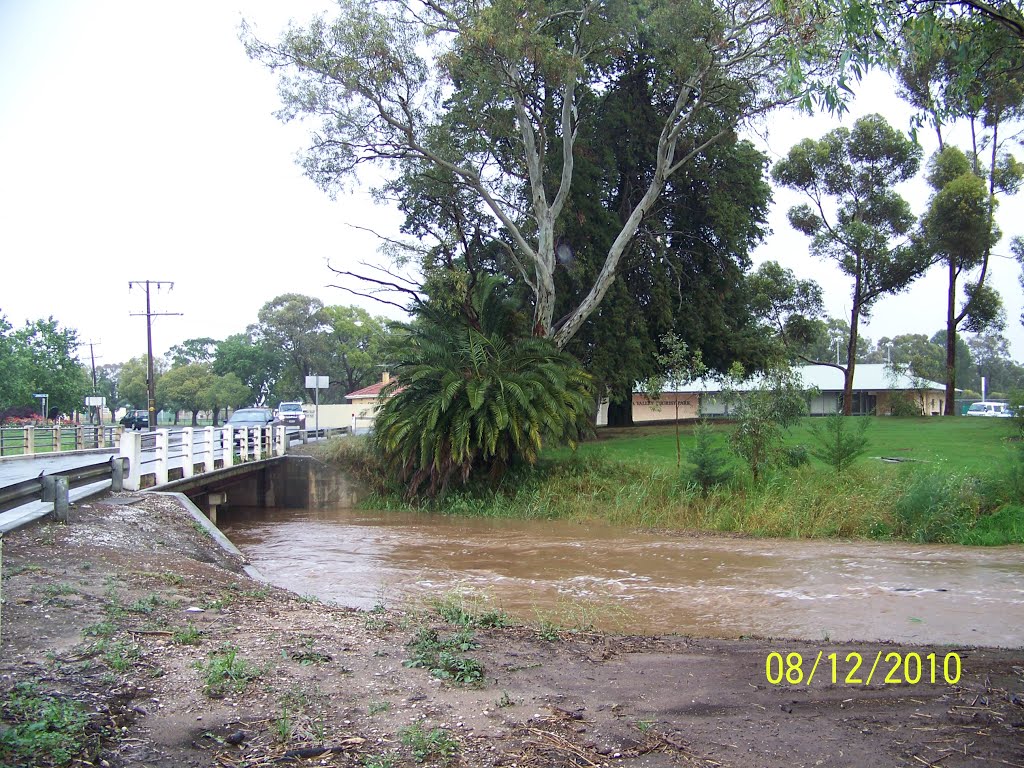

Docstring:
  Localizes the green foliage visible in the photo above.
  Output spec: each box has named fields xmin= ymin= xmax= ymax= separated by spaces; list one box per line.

xmin=323 ymin=305 xmax=393 ymax=394
xmin=355 ymin=416 xmax=1024 ymax=545
xmin=168 ymin=337 xmax=217 ymax=367
xmin=157 ymin=363 xmax=214 ymax=425
xmin=200 ymin=645 xmax=260 ymax=698
xmin=0 ymin=314 xmax=90 ymax=414
xmin=684 ymin=420 xmax=734 ymax=494
xmin=404 ymin=629 xmax=484 ymax=687
xmin=890 ymin=469 xmax=982 ymax=543
xmin=969 ymin=332 xmax=1024 ymax=394
xmin=244 ymin=0 xmax=847 ymax=349
xmin=0 ymin=681 xmax=93 ymax=767
xmin=644 ymin=333 xmax=707 ymax=467
xmin=959 ymin=504 xmax=1024 ymax=546
xmin=558 ymin=80 xmax=775 ymax=407
xmin=809 ymin=414 xmax=870 ymax=473
xmin=888 ymin=392 xmax=923 ymax=417
xmin=118 ymin=356 xmax=162 ymax=410
xmin=172 ymin=623 xmax=202 ymax=646
xmin=921 ymin=152 xmax=995 ymax=268
xmin=256 ymin=294 xmax=331 ymax=401
xmin=919 ymin=143 xmax=1009 ymax=407
xmin=745 ymin=261 xmax=825 ymax=361
xmin=398 ymin=722 xmax=459 ymax=765
xmin=213 ymin=332 xmax=283 ymax=407
xmin=373 ymin=278 xmax=594 ymax=498
xmin=725 ymin=366 xmax=809 ymax=482
xmin=772 ymin=114 xmax=927 ymax=410
xmin=249 ymin=292 xmax=393 ymax=403
xmin=427 ymin=592 xmax=512 ymax=629
xmin=782 ymin=443 xmax=811 ymax=468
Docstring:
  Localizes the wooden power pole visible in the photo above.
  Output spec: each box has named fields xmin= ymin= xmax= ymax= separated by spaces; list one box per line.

xmin=129 ymin=280 xmax=181 ymax=432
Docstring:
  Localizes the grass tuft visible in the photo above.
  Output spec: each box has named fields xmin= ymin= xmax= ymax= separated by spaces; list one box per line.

xmin=0 ymin=682 xmax=94 ymax=766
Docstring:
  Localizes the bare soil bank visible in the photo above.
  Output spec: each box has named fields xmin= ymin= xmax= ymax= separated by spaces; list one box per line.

xmin=0 ymin=493 xmax=1021 ymax=767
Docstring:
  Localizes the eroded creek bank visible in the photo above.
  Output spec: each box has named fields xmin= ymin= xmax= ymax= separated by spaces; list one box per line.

xmin=0 ymin=492 xmax=1021 ymax=768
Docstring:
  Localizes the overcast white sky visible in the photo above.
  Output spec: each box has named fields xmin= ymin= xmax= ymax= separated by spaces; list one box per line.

xmin=2 ymin=1 xmax=1023 ymax=371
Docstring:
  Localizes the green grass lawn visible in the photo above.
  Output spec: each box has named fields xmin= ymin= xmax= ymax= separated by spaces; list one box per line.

xmin=331 ymin=416 xmax=1024 ymax=545
xmin=567 ymin=416 xmax=1018 ymax=474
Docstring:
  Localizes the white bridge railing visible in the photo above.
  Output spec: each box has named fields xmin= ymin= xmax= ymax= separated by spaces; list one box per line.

xmin=118 ymin=425 xmax=348 ymax=491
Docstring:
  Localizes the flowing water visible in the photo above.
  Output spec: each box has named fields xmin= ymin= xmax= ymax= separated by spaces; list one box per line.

xmin=219 ymin=506 xmax=1024 ymax=647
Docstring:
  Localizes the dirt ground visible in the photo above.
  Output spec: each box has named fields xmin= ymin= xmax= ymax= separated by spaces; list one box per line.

xmin=0 ymin=492 xmax=1021 ymax=768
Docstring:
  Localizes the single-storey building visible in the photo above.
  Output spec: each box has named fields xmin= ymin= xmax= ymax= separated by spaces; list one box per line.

xmin=345 ymin=373 xmax=396 ymax=429
xmin=637 ymin=364 xmax=949 ymax=421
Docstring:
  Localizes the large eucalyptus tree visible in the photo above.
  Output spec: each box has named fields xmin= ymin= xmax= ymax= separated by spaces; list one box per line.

xmin=772 ymin=114 xmax=928 ymax=415
xmin=243 ymin=0 xmax=844 ymax=348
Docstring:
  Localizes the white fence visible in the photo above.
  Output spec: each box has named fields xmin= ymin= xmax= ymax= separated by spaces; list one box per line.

xmin=0 ymin=425 xmax=122 ymax=457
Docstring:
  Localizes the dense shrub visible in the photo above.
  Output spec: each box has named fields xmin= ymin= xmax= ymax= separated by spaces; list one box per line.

xmin=0 ymin=405 xmax=38 ymax=425
xmin=888 ymin=393 xmax=923 ymax=417
xmin=782 ymin=444 xmax=810 ymax=468
xmin=891 ymin=469 xmax=981 ymax=542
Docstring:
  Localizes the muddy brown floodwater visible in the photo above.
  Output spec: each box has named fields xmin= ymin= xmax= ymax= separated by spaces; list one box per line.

xmin=219 ymin=506 xmax=1024 ymax=648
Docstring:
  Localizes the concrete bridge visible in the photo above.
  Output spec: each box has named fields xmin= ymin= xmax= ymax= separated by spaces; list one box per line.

xmin=0 ymin=425 xmax=350 ymax=533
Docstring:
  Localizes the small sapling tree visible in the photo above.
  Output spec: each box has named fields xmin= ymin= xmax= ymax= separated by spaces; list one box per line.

xmin=643 ymin=333 xmax=707 ymax=468
xmin=685 ymin=420 xmax=734 ymax=494
xmin=724 ymin=364 xmax=809 ymax=482
xmin=809 ymin=413 xmax=870 ymax=474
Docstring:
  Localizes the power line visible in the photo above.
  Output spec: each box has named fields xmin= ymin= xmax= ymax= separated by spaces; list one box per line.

xmin=129 ymin=280 xmax=182 ymax=432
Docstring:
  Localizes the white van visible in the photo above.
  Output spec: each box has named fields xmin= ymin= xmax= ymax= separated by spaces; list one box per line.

xmin=965 ymin=401 xmax=1013 ymax=418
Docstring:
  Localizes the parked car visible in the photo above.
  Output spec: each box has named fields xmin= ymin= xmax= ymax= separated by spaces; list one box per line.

xmin=224 ymin=408 xmax=277 ymax=429
xmin=275 ymin=401 xmax=306 ymax=428
xmin=119 ymin=409 xmax=149 ymax=430
xmin=965 ymin=401 xmax=1014 ymax=418
xmin=223 ymin=408 xmax=278 ymax=451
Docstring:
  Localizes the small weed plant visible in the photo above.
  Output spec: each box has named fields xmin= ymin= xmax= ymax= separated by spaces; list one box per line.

xmin=399 ymin=722 xmax=459 ymax=765
xmin=172 ymin=622 xmax=202 ymax=646
xmin=404 ymin=628 xmax=485 ymax=686
xmin=427 ymin=591 xmax=512 ymax=629
xmin=287 ymin=637 xmax=332 ymax=665
xmin=200 ymin=645 xmax=261 ymax=697
xmin=128 ymin=593 xmax=165 ymax=614
xmin=367 ymin=700 xmax=391 ymax=716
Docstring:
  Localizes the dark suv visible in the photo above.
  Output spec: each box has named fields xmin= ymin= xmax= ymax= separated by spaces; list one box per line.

xmin=120 ymin=409 xmax=149 ymax=430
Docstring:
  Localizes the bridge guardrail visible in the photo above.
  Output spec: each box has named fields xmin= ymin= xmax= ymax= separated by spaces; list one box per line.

xmin=0 ymin=457 xmax=130 ymax=522
xmin=118 ymin=425 xmax=349 ymax=490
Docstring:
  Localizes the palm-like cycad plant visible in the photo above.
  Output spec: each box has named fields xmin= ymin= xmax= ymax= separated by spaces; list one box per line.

xmin=373 ymin=279 xmax=594 ymax=499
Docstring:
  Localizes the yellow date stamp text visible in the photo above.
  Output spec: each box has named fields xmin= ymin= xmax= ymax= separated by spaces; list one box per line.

xmin=765 ymin=651 xmax=962 ymax=686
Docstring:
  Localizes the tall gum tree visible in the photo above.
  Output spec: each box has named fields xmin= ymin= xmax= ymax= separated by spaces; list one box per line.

xmin=919 ymin=147 xmax=1006 ymax=412
xmin=243 ymin=0 xmax=846 ymax=348
xmin=772 ymin=114 xmax=927 ymax=415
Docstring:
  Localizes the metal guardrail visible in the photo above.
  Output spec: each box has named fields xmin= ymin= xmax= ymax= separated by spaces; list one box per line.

xmin=0 ymin=457 xmax=130 ymax=521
